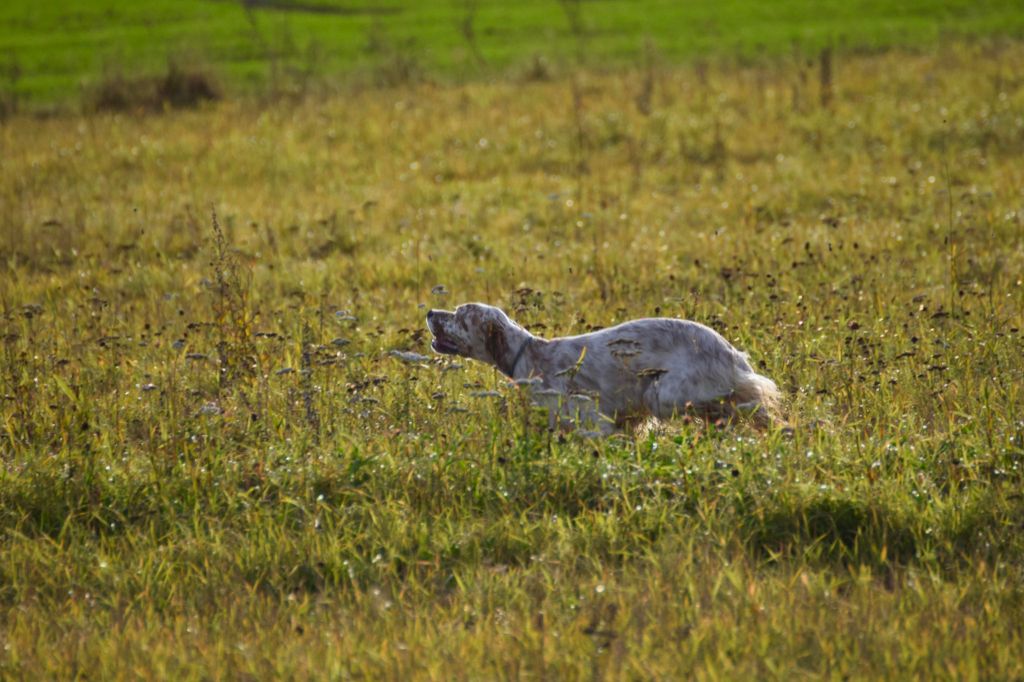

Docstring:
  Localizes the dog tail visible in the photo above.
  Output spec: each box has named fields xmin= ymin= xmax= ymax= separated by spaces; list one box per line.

xmin=732 ymin=366 xmax=783 ymax=426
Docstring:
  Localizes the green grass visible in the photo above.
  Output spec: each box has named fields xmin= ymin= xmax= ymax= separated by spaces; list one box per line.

xmin=2 ymin=0 xmax=1024 ymax=104
xmin=2 ymin=40 xmax=1024 ymax=677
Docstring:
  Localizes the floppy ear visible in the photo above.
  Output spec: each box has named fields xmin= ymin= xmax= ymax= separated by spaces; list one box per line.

xmin=484 ymin=321 xmax=509 ymax=366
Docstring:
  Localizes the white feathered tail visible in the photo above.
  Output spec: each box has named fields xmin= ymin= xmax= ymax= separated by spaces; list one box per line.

xmin=732 ymin=365 xmax=782 ymax=425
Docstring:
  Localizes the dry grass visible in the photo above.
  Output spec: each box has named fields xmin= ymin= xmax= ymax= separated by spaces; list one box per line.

xmin=1 ymin=41 xmax=1023 ymax=678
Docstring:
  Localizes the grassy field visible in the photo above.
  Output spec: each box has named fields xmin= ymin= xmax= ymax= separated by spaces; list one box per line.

xmin=3 ymin=0 xmax=1024 ymax=105
xmin=2 ymin=36 xmax=1024 ymax=677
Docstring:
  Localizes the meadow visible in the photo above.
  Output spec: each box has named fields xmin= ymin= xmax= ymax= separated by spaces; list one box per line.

xmin=2 ymin=31 xmax=1024 ymax=680
xmin=3 ymin=0 xmax=1024 ymax=105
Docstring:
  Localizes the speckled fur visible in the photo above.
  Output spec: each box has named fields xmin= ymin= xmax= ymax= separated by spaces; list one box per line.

xmin=427 ymin=303 xmax=780 ymax=433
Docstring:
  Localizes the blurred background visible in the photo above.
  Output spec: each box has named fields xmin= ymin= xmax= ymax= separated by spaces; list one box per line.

xmin=2 ymin=0 xmax=1023 ymax=112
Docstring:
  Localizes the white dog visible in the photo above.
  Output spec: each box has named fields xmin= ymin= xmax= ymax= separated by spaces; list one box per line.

xmin=426 ymin=303 xmax=780 ymax=434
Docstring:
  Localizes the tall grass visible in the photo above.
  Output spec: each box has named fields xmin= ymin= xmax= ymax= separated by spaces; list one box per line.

xmin=0 ymin=42 xmax=1023 ymax=678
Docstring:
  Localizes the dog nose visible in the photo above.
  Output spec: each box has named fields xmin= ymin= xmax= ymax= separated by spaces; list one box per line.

xmin=426 ymin=310 xmax=436 ymax=320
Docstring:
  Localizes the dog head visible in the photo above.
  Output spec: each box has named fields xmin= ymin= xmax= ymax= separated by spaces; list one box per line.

xmin=426 ymin=303 xmax=517 ymax=368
